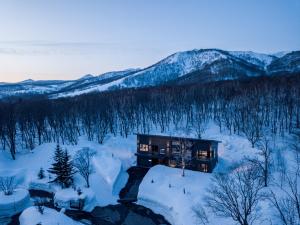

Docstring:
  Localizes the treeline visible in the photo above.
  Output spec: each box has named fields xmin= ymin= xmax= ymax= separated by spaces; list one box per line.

xmin=0 ymin=74 xmax=300 ymax=159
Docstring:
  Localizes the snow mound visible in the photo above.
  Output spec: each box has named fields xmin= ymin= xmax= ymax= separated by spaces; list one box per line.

xmin=54 ymin=188 xmax=97 ymax=212
xmin=93 ymin=151 xmax=122 ymax=187
xmin=138 ymin=165 xmax=212 ymax=225
xmin=29 ymin=178 xmax=55 ymax=193
xmin=19 ymin=206 xmax=81 ymax=225
xmin=0 ymin=189 xmax=31 ymax=217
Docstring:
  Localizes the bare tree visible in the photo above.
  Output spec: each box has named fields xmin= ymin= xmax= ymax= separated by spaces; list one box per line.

xmin=268 ymin=170 xmax=300 ymax=225
xmin=192 ymin=204 xmax=209 ymax=225
xmin=0 ymin=176 xmax=16 ymax=195
xmin=247 ymin=137 xmax=273 ymax=187
xmin=206 ymin=166 xmax=263 ymax=225
xmin=73 ymin=147 xmax=96 ymax=188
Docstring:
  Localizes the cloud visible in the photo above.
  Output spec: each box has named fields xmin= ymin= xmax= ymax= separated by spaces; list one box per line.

xmin=0 ymin=40 xmax=120 ymax=55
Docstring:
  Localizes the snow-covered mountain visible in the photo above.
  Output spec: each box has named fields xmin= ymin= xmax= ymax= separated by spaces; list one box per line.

xmin=0 ymin=49 xmax=299 ymax=99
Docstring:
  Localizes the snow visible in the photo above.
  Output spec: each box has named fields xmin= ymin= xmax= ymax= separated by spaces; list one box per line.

xmin=136 ymin=123 xmax=279 ymax=225
xmin=0 ymin=134 xmax=135 ymax=209
xmin=29 ymin=178 xmax=55 ymax=193
xmin=272 ymin=51 xmax=291 ymax=58
xmin=54 ymin=187 xmax=97 ymax=212
xmin=138 ymin=165 xmax=211 ymax=225
xmin=0 ymin=189 xmax=31 ymax=217
xmin=0 ymin=121 xmax=297 ymax=224
xmin=19 ymin=206 xmax=81 ymax=225
xmin=97 ymin=68 xmax=140 ymax=80
xmin=229 ymin=51 xmax=274 ymax=68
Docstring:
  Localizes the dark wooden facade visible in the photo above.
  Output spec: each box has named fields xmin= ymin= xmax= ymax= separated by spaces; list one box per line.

xmin=136 ymin=134 xmax=220 ymax=173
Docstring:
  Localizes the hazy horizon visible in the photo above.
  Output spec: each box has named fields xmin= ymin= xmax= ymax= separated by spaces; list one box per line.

xmin=1 ymin=0 xmax=299 ymax=82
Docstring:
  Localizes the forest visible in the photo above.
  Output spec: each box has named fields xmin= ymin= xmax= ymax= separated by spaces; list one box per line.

xmin=0 ymin=74 xmax=299 ymax=160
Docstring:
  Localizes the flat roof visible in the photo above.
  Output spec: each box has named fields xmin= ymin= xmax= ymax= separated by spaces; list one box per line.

xmin=136 ymin=133 xmax=221 ymax=143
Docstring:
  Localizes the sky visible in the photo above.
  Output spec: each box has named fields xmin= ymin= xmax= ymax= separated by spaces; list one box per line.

xmin=0 ymin=0 xmax=299 ymax=82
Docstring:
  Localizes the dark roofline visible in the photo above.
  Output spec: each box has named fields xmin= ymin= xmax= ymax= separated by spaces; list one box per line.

xmin=135 ymin=133 xmax=221 ymax=143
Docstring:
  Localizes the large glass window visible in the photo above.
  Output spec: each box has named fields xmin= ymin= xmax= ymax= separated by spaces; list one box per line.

xmin=197 ymin=150 xmax=208 ymax=159
xmin=140 ymin=144 xmax=149 ymax=152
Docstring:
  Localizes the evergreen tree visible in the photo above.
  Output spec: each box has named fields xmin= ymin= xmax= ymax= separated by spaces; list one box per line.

xmin=48 ymin=144 xmax=75 ymax=188
xmin=61 ymin=149 xmax=75 ymax=188
xmin=48 ymin=144 xmax=64 ymax=186
xmin=38 ymin=167 xmax=45 ymax=179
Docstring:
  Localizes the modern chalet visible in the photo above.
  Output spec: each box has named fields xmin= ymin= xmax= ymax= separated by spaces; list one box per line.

xmin=135 ymin=134 xmax=220 ymax=173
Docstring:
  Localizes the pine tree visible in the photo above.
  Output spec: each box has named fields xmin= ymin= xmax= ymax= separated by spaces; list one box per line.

xmin=61 ymin=149 xmax=75 ymax=188
xmin=48 ymin=144 xmax=64 ymax=186
xmin=48 ymin=144 xmax=75 ymax=188
xmin=38 ymin=167 xmax=45 ymax=179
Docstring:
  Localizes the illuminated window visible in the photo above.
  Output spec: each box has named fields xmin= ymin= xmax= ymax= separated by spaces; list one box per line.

xmin=140 ymin=144 xmax=149 ymax=152
xmin=197 ymin=150 xmax=208 ymax=159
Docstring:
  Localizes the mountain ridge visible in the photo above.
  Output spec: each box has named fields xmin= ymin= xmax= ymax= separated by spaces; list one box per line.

xmin=0 ymin=49 xmax=299 ymax=99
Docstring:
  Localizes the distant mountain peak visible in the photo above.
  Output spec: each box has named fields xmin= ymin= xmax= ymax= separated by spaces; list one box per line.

xmin=20 ymin=79 xmax=34 ymax=83
xmin=79 ymin=74 xmax=94 ymax=80
xmin=272 ymin=51 xmax=291 ymax=58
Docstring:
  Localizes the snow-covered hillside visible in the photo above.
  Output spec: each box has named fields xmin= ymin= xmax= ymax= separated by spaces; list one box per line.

xmin=229 ymin=51 xmax=275 ymax=69
xmin=1 ymin=49 xmax=299 ymax=99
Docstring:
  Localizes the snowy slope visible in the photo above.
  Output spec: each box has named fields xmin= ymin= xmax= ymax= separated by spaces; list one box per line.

xmin=118 ymin=49 xmax=229 ymax=88
xmin=54 ymin=49 xmax=299 ymax=96
xmin=229 ymin=51 xmax=275 ymax=69
xmin=1 ymin=49 xmax=299 ymax=99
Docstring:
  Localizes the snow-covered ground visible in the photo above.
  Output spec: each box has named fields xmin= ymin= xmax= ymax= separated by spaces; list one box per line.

xmin=54 ymin=187 xmax=97 ymax=212
xmin=0 ymin=122 xmax=297 ymax=225
xmin=138 ymin=165 xmax=210 ymax=225
xmin=137 ymin=123 xmax=261 ymax=225
xmin=0 ymin=189 xmax=31 ymax=217
xmin=0 ymin=134 xmax=136 ymax=218
xmin=19 ymin=206 xmax=81 ymax=225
